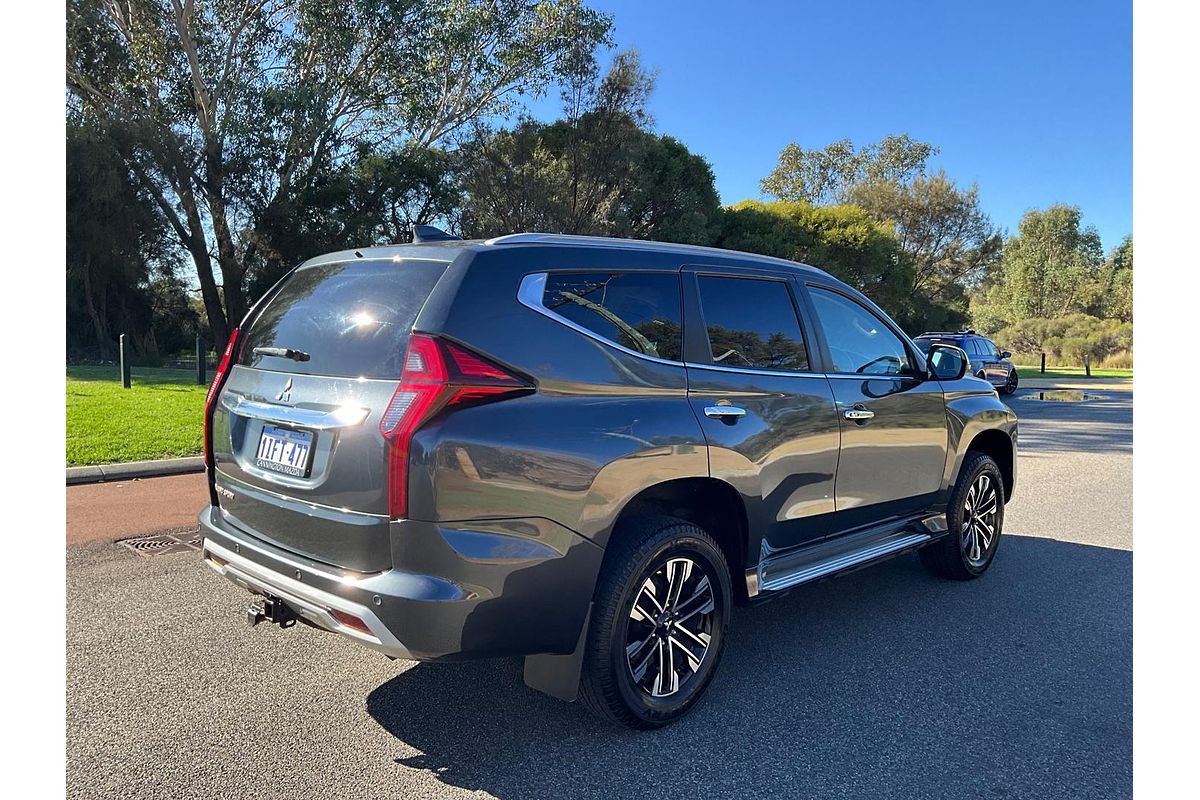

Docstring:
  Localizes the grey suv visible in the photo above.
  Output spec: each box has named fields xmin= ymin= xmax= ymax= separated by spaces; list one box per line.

xmin=200 ymin=231 xmax=1017 ymax=729
xmin=915 ymin=330 xmax=1019 ymax=395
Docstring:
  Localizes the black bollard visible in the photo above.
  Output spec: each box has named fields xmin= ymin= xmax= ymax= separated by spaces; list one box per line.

xmin=120 ymin=334 xmax=131 ymax=389
xmin=196 ymin=335 xmax=207 ymax=385
xmin=1040 ymin=352 xmax=1046 ymax=374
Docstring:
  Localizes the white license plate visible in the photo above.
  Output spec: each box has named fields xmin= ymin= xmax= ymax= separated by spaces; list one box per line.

xmin=255 ymin=425 xmax=314 ymax=477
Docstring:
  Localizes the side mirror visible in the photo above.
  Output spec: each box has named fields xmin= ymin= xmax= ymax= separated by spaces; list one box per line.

xmin=1000 ymin=351 xmax=1012 ymax=359
xmin=927 ymin=344 xmax=968 ymax=381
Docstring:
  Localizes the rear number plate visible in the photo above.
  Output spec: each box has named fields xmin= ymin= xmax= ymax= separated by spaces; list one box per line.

xmin=255 ymin=425 xmax=314 ymax=477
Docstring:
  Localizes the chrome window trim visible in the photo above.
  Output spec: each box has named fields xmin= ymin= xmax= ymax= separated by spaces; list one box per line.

xmin=681 ymin=360 xmax=824 ymax=380
xmin=822 ymin=372 xmax=922 ymax=381
xmin=516 ymin=272 xmax=684 ymax=367
xmin=518 ymin=271 xmax=919 ymax=381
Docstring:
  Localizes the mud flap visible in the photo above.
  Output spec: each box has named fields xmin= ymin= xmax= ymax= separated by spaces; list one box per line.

xmin=522 ymin=603 xmax=592 ymax=702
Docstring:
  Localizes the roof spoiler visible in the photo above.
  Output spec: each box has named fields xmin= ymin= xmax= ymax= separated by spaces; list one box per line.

xmin=411 ymin=224 xmax=461 ymax=243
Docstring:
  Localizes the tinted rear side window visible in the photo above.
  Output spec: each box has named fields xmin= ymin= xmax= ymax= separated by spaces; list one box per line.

xmin=238 ymin=258 xmax=448 ymax=378
xmin=542 ymin=272 xmax=683 ymax=361
xmin=696 ymin=276 xmax=810 ymax=371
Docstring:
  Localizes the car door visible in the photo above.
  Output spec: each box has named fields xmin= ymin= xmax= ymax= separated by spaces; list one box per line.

xmin=982 ymin=339 xmax=1006 ymax=384
xmin=962 ymin=337 xmax=983 ymax=378
xmin=682 ymin=266 xmax=842 ymax=552
xmin=800 ymin=282 xmax=950 ymax=527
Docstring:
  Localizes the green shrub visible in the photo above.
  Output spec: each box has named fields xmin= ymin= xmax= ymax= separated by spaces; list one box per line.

xmin=995 ymin=314 xmax=1132 ymax=365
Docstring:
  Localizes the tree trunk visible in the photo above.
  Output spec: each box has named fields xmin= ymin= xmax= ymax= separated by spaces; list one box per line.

xmin=80 ymin=259 xmax=112 ymax=359
xmin=178 ymin=180 xmax=230 ymax=348
xmin=204 ymin=147 xmax=247 ymax=337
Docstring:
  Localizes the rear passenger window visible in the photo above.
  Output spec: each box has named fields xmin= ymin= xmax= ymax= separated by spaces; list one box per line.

xmin=542 ymin=272 xmax=682 ymax=361
xmin=808 ymin=287 xmax=913 ymax=375
xmin=696 ymin=276 xmax=810 ymax=371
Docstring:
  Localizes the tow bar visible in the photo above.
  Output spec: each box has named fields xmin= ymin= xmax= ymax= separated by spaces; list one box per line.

xmin=247 ymin=595 xmax=297 ymax=628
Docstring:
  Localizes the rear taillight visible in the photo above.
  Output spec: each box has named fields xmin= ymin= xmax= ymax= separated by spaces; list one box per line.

xmin=204 ymin=328 xmax=241 ymax=469
xmin=381 ymin=334 xmax=531 ymax=519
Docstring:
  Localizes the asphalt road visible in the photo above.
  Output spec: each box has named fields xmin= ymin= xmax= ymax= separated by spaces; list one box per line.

xmin=66 ymin=389 xmax=1132 ymax=799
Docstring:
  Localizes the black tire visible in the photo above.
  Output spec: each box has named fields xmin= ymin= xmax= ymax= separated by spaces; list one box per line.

xmin=919 ymin=452 xmax=1005 ymax=580
xmin=1000 ymin=369 xmax=1019 ymax=395
xmin=579 ymin=515 xmax=732 ymax=729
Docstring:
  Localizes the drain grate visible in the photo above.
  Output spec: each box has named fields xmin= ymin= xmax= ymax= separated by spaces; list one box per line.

xmin=118 ymin=530 xmax=203 ymax=558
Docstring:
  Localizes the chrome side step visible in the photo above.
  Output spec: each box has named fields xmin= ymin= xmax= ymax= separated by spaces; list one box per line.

xmin=749 ymin=524 xmax=938 ymax=597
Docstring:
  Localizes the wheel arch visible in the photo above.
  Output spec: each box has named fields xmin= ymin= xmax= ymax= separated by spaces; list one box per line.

xmin=608 ymin=477 xmax=751 ymax=605
xmin=963 ymin=428 xmax=1015 ymax=502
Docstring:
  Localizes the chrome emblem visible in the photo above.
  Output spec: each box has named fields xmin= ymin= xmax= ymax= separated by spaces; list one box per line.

xmin=275 ymin=378 xmax=293 ymax=403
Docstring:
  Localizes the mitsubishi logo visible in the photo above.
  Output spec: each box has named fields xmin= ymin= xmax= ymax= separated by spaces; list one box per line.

xmin=275 ymin=378 xmax=293 ymax=404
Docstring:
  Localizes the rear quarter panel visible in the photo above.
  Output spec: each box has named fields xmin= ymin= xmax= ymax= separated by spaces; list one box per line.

xmin=406 ymin=245 xmax=709 ymax=548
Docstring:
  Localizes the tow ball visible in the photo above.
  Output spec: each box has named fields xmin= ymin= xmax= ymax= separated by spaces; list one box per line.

xmin=247 ymin=595 xmax=297 ymax=629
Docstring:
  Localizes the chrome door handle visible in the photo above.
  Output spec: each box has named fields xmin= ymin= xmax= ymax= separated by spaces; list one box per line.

xmin=704 ymin=405 xmax=746 ymax=419
xmin=843 ymin=408 xmax=875 ymax=421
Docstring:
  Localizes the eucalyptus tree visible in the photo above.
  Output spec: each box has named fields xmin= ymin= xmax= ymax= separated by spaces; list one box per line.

xmin=760 ymin=134 xmax=939 ymax=206
xmin=850 ymin=171 xmax=1003 ymax=300
xmin=66 ymin=0 xmax=612 ymax=347
xmin=457 ymin=50 xmax=722 ymax=245
xmin=991 ymin=204 xmax=1105 ymax=324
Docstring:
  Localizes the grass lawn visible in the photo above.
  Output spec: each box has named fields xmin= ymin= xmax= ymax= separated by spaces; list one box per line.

xmin=67 ymin=366 xmax=208 ymax=466
xmin=1014 ymin=365 xmax=1133 ymax=381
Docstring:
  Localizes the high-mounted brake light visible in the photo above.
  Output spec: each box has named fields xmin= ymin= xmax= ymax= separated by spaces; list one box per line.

xmin=381 ymin=334 xmax=531 ymax=519
xmin=204 ymin=328 xmax=241 ymax=469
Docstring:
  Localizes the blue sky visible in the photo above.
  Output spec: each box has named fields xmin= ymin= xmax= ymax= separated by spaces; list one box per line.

xmin=526 ymin=0 xmax=1132 ymax=251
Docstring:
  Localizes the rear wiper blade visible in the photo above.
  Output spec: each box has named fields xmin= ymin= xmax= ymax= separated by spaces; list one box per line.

xmin=253 ymin=346 xmax=310 ymax=362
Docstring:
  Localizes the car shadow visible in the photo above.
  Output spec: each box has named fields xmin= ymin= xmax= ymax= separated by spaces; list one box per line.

xmin=366 ymin=534 xmax=1130 ymax=799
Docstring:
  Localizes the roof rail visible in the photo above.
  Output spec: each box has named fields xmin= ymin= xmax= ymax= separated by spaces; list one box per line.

xmin=483 ymin=232 xmax=825 ymax=273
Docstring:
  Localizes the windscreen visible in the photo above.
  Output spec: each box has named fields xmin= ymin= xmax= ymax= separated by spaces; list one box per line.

xmin=237 ymin=257 xmax=449 ymax=379
xmin=915 ymin=337 xmax=960 ymax=352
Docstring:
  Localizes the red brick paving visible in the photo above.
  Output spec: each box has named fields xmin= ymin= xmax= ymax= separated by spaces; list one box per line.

xmin=67 ymin=472 xmax=209 ymax=547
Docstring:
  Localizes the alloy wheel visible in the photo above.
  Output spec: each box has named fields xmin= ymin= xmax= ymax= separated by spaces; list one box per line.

xmin=961 ymin=473 xmax=1000 ymax=567
xmin=625 ymin=557 xmax=716 ymax=698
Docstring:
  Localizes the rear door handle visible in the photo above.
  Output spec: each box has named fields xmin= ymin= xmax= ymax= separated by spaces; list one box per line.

xmin=704 ymin=406 xmax=747 ymax=419
xmin=843 ymin=408 xmax=875 ymax=420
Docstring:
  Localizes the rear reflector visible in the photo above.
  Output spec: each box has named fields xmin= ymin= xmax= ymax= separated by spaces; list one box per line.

xmin=330 ymin=609 xmax=372 ymax=635
xmin=380 ymin=335 xmax=532 ymax=519
xmin=204 ymin=328 xmax=241 ymax=469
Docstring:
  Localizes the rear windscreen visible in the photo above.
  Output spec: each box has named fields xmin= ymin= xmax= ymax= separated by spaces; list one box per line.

xmin=237 ymin=258 xmax=449 ymax=379
xmin=915 ymin=338 xmax=959 ymax=352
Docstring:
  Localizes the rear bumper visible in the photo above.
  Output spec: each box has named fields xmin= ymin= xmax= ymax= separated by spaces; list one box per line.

xmin=198 ymin=505 xmax=603 ymax=661
xmin=203 ymin=535 xmax=414 ymax=659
